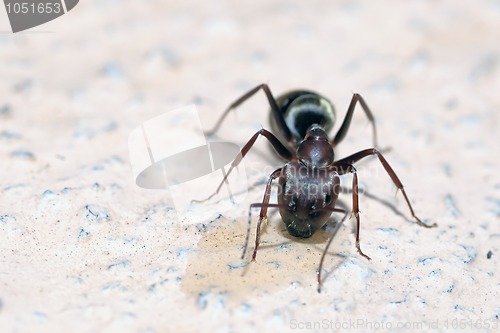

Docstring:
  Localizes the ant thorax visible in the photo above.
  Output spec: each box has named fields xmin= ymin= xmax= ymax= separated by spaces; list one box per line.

xmin=296 ymin=126 xmax=335 ymax=168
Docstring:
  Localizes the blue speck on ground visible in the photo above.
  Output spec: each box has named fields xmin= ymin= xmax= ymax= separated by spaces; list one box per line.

xmin=85 ymin=204 xmax=111 ymax=222
xmin=418 ymin=257 xmax=436 ymax=265
xmin=454 ymin=245 xmax=476 ymax=264
xmin=376 ymin=227 xmax=400 ymax=236
xmin=42 ymin=190 xmax=57 ymax=199
xmin=78 ymin=229 xmax=90 ymax=238
xmin=197 ymin=291 xmax=209 ymax=310
xmin=33 ymin=311 xmax=47 ymax=322
xmin=444 ymin=194 xmax=460 ymax=218
xmin=101 ymin=62 xmax=125 ymax=80
xmin=11 ymin=149 xmax=35 ymax=160
xmin=108 ymin=260 xmax=130 ymax=270
xmin=0 ymin=130 xmax=21 ymax=140
xmin=228 ymin=261 xmax=248 ymax=270
xmin=102 ymin=280 xmax=122 ymax=291
xmin=0 ymin=104 xmax=11 ymax=116
xmin=0 ymin=215 xmax=16 ymax=225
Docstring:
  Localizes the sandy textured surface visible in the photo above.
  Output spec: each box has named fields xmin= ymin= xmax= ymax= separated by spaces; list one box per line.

xmin=1 ymin=1 xmax=499 ymax=332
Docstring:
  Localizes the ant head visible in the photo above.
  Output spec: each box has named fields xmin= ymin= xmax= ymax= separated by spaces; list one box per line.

xmin=280 ymin=194 xmax=332 ymax=238
xmin=278 ymin=162 xmax=340 ymax=238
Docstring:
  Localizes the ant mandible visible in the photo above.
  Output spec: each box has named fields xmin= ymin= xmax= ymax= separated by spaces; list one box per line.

xmin=203 ymin=83 xmax=437 ymax=292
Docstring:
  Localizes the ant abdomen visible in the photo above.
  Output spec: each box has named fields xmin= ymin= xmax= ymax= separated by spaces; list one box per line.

xmin=269 ymin=90 xmax=336 ymax=143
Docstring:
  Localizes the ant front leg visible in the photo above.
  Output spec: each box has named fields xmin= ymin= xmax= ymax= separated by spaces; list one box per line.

xmin=331 ymin=93 xmax=378 ymax=148
xmin=351 ymin=170 xmax=371 ymax=260
xmin=336 ymin=148 xmax=437 ymax=229
xmin=208 ymin=84 xmax=293 ymax=144
xmin=332 ymin=163 xmax=372 ymax=260
xmin=201 ymin=129 xmax=294 ymax=201
xmin=243 ymin=168 xmax=282 ymax=261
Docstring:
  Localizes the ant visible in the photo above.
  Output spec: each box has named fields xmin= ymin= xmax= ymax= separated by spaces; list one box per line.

xmin=201 ymin=83 xmax=436 ymax=292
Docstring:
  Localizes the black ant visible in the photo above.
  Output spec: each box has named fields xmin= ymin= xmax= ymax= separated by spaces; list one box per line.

xmin=201 ymin=83 xmax=436 ymax=292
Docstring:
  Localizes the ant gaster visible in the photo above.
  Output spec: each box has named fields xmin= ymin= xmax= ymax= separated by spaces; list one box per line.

xmin=203 ymin=83 xmax=436 ymax=292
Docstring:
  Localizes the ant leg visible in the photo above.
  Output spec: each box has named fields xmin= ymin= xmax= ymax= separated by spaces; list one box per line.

xmin=331 ymin=93 xmax=378 ymax=148
xmin=242 ymin=168 xmax=282 ymax=261
xmin=336 ymin=148 xmax=437 ymax=228
xmin=201 ymin=129 xmax=293 ymax=201
xmin=317 ymin=207 xmax=348 ymax=293
xmin=351 ymin=170 xmax=371 ymax=260
xmin=208 ymin=83 xmax=293 ymax=143
xmin=330 ymin=163 xmax=372 ymax=260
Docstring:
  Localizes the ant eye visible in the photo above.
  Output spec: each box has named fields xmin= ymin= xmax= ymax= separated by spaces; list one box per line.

xmin=325 ymin=194 xmax=332 ymax=204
